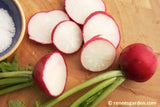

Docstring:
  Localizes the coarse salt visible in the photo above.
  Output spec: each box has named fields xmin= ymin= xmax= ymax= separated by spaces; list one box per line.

xmin=0 ymin=8 xmax=15 ymax=53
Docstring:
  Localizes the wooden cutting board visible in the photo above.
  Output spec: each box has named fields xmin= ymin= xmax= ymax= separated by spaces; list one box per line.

xmin=1 ymin=0 xmax=160 ymax=107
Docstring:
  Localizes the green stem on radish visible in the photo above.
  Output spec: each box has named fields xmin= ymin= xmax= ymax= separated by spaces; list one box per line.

xmin=0 ymin=71 xmax=32 ymax=78
xmin=0 ymin=77 xmax=32 ymax=86
xmin=90 ymin=77 xmax=125 ymax=107
xmin=79 ymin=89 xmax=104 ymax=107
xmin=0 ymin=85 xmax=8 ymax=89
xmin=0 ymin=81 xmax=34 ymax=95
xmin=70 ymin=77 xmax=117 ymax=107
xmin=42 ymin=70 xmax=123 ymax=107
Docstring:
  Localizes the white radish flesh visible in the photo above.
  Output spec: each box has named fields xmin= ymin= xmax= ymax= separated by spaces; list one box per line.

xmin=28 ymin=10 xmax=70 ymax=44
xmin=33 ymin=52 xmax=67 ymax=97
xmin=43 ymin=53 xmax=67 ymax=96
xmin=83 ymin=11 xmax=120 ymax=48
xmin=52 ymin=20 xmax=82 ymax=54
xmin=81 ymin=38 xmax=116 ymax=72
xmin=65 ymin=0 xmax=106 ymax=24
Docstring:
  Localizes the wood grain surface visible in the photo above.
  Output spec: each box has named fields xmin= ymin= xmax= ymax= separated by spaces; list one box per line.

xmin=0 ymin=0 xmax=160 ymax=107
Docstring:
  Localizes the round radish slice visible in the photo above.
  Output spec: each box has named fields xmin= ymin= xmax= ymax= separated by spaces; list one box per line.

xmin=81 ymin=37 xmax=116 ymax=72
xmin=33 ymin=52 xmax=67 ymax=97
xmin=28 ymin=10 xmax=70 ymax=44
xmin=83 ymin=11 xmax=120 ymax=48
xmin=52 ymin=20 xmax=82 ymax=54
xmin=65 ymin=0 xmax=106 ymax=25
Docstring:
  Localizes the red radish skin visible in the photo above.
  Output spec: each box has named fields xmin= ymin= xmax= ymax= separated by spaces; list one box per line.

xmin=81 ymin=37 xmax=116 ymax=72
xmin=83 ymin=11 xmax=121 ymax=48
xmin=33 ymin=52 xmax=67 ymax=97
xmin=89 ymin=35 xmax=107 ymax=40
xmin=28 ymin=10 xmax=70 ymax=44
xmin=51 ymin=20 xmax=83 ymax=54
xmin=119 ymin=43 xmax=158 ymax=82
xmin=65 ymin=0 xmax=106 ymax=25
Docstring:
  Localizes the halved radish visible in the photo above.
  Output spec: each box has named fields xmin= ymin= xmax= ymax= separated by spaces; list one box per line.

xmin=81 ymin=37 xmax=116 ymax=72
xmin=83 ymin=11 xmax=120 ymax=48
xmin=65 ymin=0 xmax=106 ymax=25
xmin=52 ymin=20 xmax=82 ymax=54
xmin=33 ymin=52 xmax=67 ymax=97
xmin=28 ymin=10 xmax=70 ymax=44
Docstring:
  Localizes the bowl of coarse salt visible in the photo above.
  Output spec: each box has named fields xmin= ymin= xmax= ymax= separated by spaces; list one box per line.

xmin=0 ymin=0 xmax=25 ymax=61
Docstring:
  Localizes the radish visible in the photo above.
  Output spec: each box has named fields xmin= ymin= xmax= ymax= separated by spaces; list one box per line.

xmin=83 ymin=11 xmax=120 ymax=48
xmin=65 ymin=0 xmax=106 ymax=25
xmin=28 ymin=10 xmax=70 ymax=44
xmin=52 ymin=20 xmax=82 ymax=54
xmin=33 ymin=52 xmax=67 ymax=97
xmin=81 ymin=37 xmax=116 ymax=72
xmin=119 ymin=43 xmax=158 ymax=82
xmin=34 ymin=43 xmax=158 ymax=107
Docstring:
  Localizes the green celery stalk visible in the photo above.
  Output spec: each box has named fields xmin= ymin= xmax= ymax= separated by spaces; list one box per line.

xmin=70 ymin=77 xmax=117 ymax=107
xmin=90 ymin=77 xmax=125 ymax=107
xmin=41 ymin=70 xmax=123 ymax=107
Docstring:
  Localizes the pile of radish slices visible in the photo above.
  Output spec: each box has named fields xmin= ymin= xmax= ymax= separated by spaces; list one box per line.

xmin=28 ymin=0 xmax=120 ymax=72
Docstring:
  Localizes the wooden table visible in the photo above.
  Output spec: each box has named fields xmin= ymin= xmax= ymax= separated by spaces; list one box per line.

xmin=1 ymin=0 xmax=160 ymax=107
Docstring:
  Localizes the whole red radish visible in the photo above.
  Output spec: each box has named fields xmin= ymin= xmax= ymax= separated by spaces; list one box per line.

xmin=33 ymin=52 xmax=67 ymax=97
xmin=119 ymin=43 xmax=158 ymax=82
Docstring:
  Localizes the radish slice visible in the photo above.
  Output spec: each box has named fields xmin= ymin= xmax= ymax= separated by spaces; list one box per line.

xmin=83 ymin=11 xmax=120 ymax=48
xmin=33 ymin=52 xmax=67 ymax=97
xmin=81 ymin=37 xmax=116 ymax=72
xmin=28 ymin=10 xmax=70 ymax=44
xmin=65 ymin=0 xmax=106 ymax=25
xmin=52 ymin=20 xmax=82 ymax=54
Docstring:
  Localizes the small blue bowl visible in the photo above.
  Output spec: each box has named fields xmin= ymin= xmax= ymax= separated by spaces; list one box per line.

xmin=0 ymin=0 xmax=26 ymax=61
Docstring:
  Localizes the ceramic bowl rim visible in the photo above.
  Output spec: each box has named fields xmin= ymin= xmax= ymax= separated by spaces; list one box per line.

xmin=0 ymin=0 xmax=26 ymax=61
